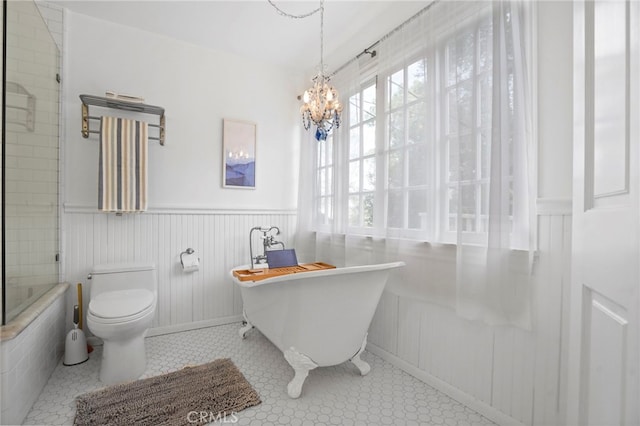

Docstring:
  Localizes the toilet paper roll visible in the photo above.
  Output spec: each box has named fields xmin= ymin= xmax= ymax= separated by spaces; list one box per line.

xmin=181 ymin=252 xmax=200 ymax=272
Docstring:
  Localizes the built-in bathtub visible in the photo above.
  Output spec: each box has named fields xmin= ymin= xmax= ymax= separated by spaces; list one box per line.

xmin=0 ymin=283 xmax=68 ymax=424
xmin=231 ymin=262 xmax=404 ymax=398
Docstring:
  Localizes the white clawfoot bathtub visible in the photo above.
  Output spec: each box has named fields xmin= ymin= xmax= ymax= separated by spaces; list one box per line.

xmin=230 ymin=261 xmax=405 ymax=398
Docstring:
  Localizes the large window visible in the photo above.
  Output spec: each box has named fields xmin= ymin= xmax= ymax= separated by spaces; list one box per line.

xmin=315 ymin=134 xmax=334 ymax=228
xmin=385 ymin=59 xmax=431 ymax=238
xmin=313 ymin=7 xmax=528 ymax=246
xmin=347 ymin=82 xmax=377 ymax=230
xmin=441 ymin=16 xmax=498 ymax=243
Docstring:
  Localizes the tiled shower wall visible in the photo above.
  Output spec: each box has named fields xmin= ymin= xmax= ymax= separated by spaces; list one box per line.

xmin=0 ymin=291 xmax=66 ymax=425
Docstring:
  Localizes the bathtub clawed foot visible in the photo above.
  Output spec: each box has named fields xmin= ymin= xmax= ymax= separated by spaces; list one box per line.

xmin=239 ymin=311 xmax=254 ymax=339
xmin=284 ymin=347 xmax=317 ymax=398
xmin=350 ymin=334 xmax=371 ymax=376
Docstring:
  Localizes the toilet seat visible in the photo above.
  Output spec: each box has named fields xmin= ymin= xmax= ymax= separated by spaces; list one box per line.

xmin=89 ymin=289 xmax=155 ymax=324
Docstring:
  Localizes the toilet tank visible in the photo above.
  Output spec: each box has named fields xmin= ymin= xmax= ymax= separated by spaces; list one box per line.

xmin=90 ymin=263 xmax=156 ymax=299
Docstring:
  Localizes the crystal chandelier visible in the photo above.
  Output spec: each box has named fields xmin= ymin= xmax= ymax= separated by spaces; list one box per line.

xmin=301 ymin=0 xmax=343 ymax=141
xmin=269 ymin=0 xmax=342 ymax=141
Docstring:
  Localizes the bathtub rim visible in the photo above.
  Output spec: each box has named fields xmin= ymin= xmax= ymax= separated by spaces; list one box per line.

xmin=230 ymin=261 xmax=405 ymax=288
xmin=0 ymin=283 xmax=69 ymax=341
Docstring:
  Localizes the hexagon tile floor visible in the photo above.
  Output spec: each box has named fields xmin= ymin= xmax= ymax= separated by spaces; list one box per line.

xmin=23 ymin=323 xmax=496 ymax=426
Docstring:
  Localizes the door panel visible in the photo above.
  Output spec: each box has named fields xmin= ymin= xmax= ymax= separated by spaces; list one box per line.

xmin=570 ymin=1 xmax=639 ymax=425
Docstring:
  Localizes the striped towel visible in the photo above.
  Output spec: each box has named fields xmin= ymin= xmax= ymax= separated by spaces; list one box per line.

xmin=98 ymin=116 xmax=148 ymax=212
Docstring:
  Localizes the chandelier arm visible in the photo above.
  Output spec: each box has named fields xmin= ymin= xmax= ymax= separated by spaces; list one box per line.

xmin=267 ymin=0 xmax=321 ymax=19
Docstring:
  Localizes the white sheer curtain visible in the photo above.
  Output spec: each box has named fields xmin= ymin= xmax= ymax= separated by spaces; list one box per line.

xmin=295 ymin=1 xmax=535 ymax=327
xmin=451 ymin=1 xmax=534 ymax=327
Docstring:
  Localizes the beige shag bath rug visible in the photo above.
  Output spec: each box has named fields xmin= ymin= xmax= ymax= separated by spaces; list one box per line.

xmin=74 ymin=358 xmax=261 ymax=425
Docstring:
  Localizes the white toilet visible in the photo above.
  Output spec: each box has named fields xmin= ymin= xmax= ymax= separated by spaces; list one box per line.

xmin=87 ymin=263 xmax=157 ymax=385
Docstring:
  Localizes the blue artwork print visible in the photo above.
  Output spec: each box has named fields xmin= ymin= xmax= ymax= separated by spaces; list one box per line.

xmin=225 ymin=158 xmax=255 ymax=187
xmin=223 ymin=120 xmax=256 ymax=188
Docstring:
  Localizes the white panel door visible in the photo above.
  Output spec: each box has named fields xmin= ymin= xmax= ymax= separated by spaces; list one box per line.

xmin=569 ymin=1 xmax=639 ymax=425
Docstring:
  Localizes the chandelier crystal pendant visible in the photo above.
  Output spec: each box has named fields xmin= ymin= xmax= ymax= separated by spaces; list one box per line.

xmin=299 ymin=0 xmax=343 ymax=141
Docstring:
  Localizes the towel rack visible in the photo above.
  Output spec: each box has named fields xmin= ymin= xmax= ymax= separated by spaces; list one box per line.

xmin=80 ymin=94 xmax=165 ymax=145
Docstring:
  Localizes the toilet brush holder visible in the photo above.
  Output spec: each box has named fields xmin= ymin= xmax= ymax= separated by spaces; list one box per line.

xmin=64 ymin=305 xmax=89 ymax=366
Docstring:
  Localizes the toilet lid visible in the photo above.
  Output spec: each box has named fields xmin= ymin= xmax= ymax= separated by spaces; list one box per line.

xmin=89 ymin=289 xmax=155 ymax=319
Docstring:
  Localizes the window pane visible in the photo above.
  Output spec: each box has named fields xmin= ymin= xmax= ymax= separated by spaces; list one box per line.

xmin=363 ymin=157 xmax=376 ymax=191
xmin=459 ymin=134 xmax=476 ymax=181
xmin=349 ymin=195 xmax=360 ymax=227
xmin=447 ymin=90 xmax=458 ymax=136
xmin=478 ymin=20 xmax=493 ymax=72
xmin=318 ymin=139 xmax=325 ymax=167
xmin=349 ymin=127 xmax=360 ymax=159
xmin=453 ymin=80 xmax=473 ymax=134
xmin=446 ymin=40 xmax=457 ymax=87
xmin=317 ymin=197 xmax=325 ymax=224
xmin=480 ymin=183 xmax=489 ymax=232
xmin=363 ymin=84 xmax=376 ymax=121
xmin=454 ymin=31 xmax=475 ymax=82
xmin=408 ymin=190 xmax=427 ymax=230
xmin=408 ymin=59 xmax=426 ymax=101
xmin=481 ymin=131 xmax=490 ymax=179
xmin=387 ymin=190 xmax=403 ymax=228
xmin=388 ymin=149 xmax=403 ymax=188
xmin=408 ymin=145 xmax=428 ymax=186
xmin=461 ymin=184 xmax=476 ymax=232
xmin=389 ymin=70 xmax=404 ymax=110
xmin=363 ymin=120 xmax=376 ymax=156
xmin=326 ymin=136 xmax=333 ymax=166
xmin=350 ymin=94 xmax=361 ymax=126
xmin=448 ymin=137 xmax=458 ymax=182
xmin=408 ymin=101 xmax=426 ymax=145
xmin=326 ymin=167 xmax=332 ymax=196
xmin=461 ymin=184 xmax=476 ymax=215
xmin=349 ymin=160 xmax=360 ymax=193
xmin=479 ymin=74 xmax=492 ymax=129
xmin=389 ymin=110 xmax=404 ymax=148
xmin=319 ymin=168 xmax=326 ymax=196
xmin=448 ymin=186 xmax=458 ymax=231
xmin=363 ymin=193 xmax=374 ymax=227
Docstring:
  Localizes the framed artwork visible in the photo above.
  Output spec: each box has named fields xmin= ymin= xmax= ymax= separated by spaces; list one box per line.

xmin=223 ymin=119 xmax=256 ymax=189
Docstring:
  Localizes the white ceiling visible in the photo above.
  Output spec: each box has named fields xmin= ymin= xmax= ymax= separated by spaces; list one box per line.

xmin=51 ymin=1 xmax=429 ymax=74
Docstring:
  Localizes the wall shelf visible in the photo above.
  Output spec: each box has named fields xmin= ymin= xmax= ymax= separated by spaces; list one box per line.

xmin=79 ymin=94 xmax=165 ymax=145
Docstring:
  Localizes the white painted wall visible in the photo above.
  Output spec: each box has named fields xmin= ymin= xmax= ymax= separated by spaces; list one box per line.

xmin=537 ymin=1 xmax=573 ymax=201
xmin=63 ymin=11 xmax=302 ymax=211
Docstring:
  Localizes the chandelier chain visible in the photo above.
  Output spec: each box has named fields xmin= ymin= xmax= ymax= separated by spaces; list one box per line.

xmin=267 ymin=0 xmax=321 ymax=20
xmin=319 ymin=0 xmax=324 ymax=74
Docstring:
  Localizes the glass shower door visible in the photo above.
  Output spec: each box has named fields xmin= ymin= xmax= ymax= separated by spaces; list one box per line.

xmin=2 ymin=0 xmax=60 ymax=323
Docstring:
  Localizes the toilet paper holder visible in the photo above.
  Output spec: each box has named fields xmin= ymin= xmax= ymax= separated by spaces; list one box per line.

xmin=180 ymin=248 xmax=199 ymax=268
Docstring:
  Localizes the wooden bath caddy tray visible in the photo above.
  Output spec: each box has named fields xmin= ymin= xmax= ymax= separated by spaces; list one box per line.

xmin=233 ymin=262 xmax=336 ymax=282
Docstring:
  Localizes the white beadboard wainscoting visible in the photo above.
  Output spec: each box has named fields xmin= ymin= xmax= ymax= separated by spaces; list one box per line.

xmin=62 ymin=207 xmax=297 ymax=334
xmin=368 ymin=200 xmax=572 ymax=426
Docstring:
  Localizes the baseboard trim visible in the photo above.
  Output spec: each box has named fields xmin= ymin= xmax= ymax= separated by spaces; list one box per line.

xmin=366 ymin=343 xmax=524 ymax=426
xmin=147 ymin=315 xmax=243 ymax=338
